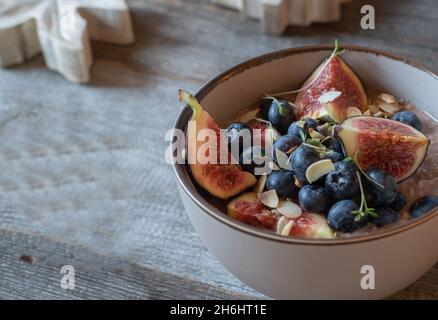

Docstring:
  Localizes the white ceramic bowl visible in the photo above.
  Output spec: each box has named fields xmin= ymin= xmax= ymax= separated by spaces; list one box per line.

xmin=172 ymin=46 xmax=438 ymax=299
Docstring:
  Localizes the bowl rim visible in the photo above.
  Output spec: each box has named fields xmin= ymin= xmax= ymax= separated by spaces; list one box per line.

xmin=172 ymin=44 xmax=438 ymax=246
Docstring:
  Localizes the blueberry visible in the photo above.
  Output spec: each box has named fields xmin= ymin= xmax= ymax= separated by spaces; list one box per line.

xmin=298 ymin=185 xmax=331 ymax=214
xmin=266 ymin=170 xmax=299 ymax=198
xmin=322 ymin=137 xmax=343 ymax=154
xmin=364 ymin=189 xmax=377 ymax=208
xmin=370 ymin=207 xmax=400 ymax=227
xmin=389 ymin=192 xmax=407 ymax=212
xmin=391 ymin=111 xmax=422 ymax=132
xmin=226 ymin=123 xmax=252 ymax=158
xmin=268 ymin=99 xmax=296 ymax=134
xmin=327 ymin=200 xmax=367 ymax=233
xmin=410 ymin=195 xmax=438 ymax=218
xmin=324 ymin=151 xmax=344 ymax=162
xmin=273 ymin=135 xmax=301 ymax=162
xmin=287 ymin=118 xmax=318 ymax=140
xmin=364 ymin=168 xmax=398 ymax=206
xmin=292 ymin=145 xmax=320 ymax=184
xmin=324 ymin=161 xmax=359 ymax=200
xmin=239 ymin=146 xmax=270 ymax=175
xmin=259 ymin=98 xmax=271 ymax=120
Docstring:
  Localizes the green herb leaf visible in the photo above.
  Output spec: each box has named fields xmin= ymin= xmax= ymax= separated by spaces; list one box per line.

xmin=351 ymin=172 xmax=379 ymax=220
xmin=299 ymin=130 xmax=307 ymax=142
xmin=278 ymin=103 xmax=288 ymax=117
xmin=308 ymin=138 xmax=321 ymax=146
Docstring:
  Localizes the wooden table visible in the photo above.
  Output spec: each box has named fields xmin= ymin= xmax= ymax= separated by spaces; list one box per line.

xmin=0 ymin=0 xmax=437 ymax=299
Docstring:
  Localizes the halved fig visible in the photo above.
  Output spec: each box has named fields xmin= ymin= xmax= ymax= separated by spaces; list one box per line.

xmin=295 ymin=56 xmax=368 ymax=123
xmin=227 ymin=192 xmax=277 ymax=230
xmin=337 ymin=116 xmax=429 ymax=182
xmin=287 ymin=212 xmax=335 ymax=239
xmin=179 ymin=90 xmax=257 ymax=199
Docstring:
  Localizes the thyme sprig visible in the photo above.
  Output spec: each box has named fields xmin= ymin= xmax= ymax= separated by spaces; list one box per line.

xmin=344 ymin=151 xmax=385 ymax=188
xmin=352 ymin=172 xmax=378 ymax=222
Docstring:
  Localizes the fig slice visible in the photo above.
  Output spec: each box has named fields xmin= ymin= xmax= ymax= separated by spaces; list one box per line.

xmin=295 ymin=56 xmax=368 ymax=123
xmin=227 ymin=193 xmax=335 ymax=239
xmin=337 ymin=116 xmax=429 ymax=182
xmin=227 ymin=192 xmax=277 ymax=230
xmin=179 ymin=90 xmax=257 ymax=199
xmin=286 ymin=213 xmax=335 ymax=239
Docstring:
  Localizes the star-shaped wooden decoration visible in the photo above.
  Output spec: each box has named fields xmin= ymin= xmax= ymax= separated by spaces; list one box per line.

xmin=0 ymin=0 xmax=134 ymax=83
xmin=212 ymin=0 xmax=351 ymax=34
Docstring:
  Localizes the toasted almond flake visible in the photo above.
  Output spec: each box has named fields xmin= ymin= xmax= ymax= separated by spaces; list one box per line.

xmin=265 ymin=127 xmax=281 ymax=145
xmin=377 ymin=100 xmax=401 ymax=115
xmin=237 ymin=108 xmax=259 ymax=123
xmin=277 ymin=200 xmax=302 ymax=218
xmin=373 ymin=111 xmax=383 ymax=117
xmin=346 ymin=106 xmax=362 ymax=118
xmin=368 ymin=104 xmax=380 ymax=113
xmin=276 ymin=149 xmax=292 ymax=170
xmin=276 ymin=216 xmax=289 ymax=235
xmin=328 ymin=125 xmax=335 ymax=136
xmin=308 ymin=128 xmax=325 ymax=140
xmin=281 ymin=220 xmax=295 ymax=236
xmin=269 ymin=161 xmax=280 ymax=171
xmin=318 ymin=91 xmax=342 ymax=104
xmin=296 ymin=120 xmax=306 ymax=128
xmin=294 ymin=177 xmax=303 ymax=188
xmin=363 ymin=109 xmax=371 ymax=116
xmin=305 ymin=159 xmax=336 ymax=184
xmin=378 ymin=93 xmax=397 ymax=104
xmin=259 ymin=190 xmax=279 ymax=208
xmin=253 ymin=174 xmax=267 ymax=193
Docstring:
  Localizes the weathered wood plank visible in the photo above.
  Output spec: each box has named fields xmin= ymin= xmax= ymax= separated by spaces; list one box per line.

xmin=0 ymin=0 xmax=436 ymax=299
xmin=0 ymin=228 xmax=258 ymax=299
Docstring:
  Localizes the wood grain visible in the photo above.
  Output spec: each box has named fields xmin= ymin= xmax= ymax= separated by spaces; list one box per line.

xmin=0 ymin=0 xmax=436 ymax=299
xmin=0 ymin=228 xmax=257 ymax=299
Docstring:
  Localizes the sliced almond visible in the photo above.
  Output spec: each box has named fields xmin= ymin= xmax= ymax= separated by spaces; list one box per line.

xmin=277 ymin=200 xmax=302 ymax=219
xmin=378 ymin=93 xmax=397 ymax=104
xmin=294 ymin=177 xmax=303 ymax=188
xmin=253 ymin=174 xmax=267 ymax=193
xmin=296 ymin=120 xmax=306 ymax=128
xmin=363 ymin=109 xmax=371 ymax=116
xmin=373 ymin=111 xmax=383 ymax=117
xmin=305 ymin=159 xmax=336 ymax=184
xmin=318 ymin=91 xmax=342 ymax=104
xmin=259 ymin=190 xmax=279 ymax=208
xmin=281 ymin=220 xmax=295 ymax=236
xmin=269 ymin=161 xmax=280 ymax=171
xmin=377 ymin=100 xmax=401 ymax=115
xmin=276 ymin=216 xmax=289 ymax=235
xmin=265 ymin=127 xmax=281 ymax=145
xmin=308 ymin=128 xmax=325 ymax=140
xmin=276 ymin=149 xmax=292 ymax=170
xmin=368 ymin=104 xmax=380 ymax=113
xmin=346 ymin=106 xmax=362 ymax=118
xmin=237 ymin=108 xmax=259 ymax=124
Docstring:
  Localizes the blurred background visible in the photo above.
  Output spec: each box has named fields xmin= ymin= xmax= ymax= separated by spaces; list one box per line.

xmin=0 ymin=0 xmax=436 ymax=299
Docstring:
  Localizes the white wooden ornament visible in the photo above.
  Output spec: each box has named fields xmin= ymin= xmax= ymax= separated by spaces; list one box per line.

xmin=0 ymin=0 xmax=134 ymax=83
xmin=212 ymin=0 xmax=351 ymax=34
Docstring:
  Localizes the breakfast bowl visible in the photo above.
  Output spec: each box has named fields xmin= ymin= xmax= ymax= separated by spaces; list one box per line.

xmin=171 ymin=45 xmax=438 ymax=299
